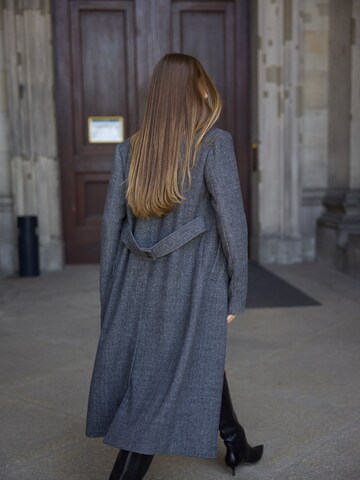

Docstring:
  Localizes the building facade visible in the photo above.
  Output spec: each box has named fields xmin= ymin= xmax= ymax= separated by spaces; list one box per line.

xmin=0 ymin=0 xmax=359 ymax=277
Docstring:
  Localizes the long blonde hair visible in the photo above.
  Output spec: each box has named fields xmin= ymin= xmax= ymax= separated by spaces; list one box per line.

xmin=126 ymin=52 xmax=222 ymax=218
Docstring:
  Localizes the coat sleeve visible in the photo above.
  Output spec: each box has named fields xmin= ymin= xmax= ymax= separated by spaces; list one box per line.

xmin=204 ymin=131 xmax=248 ymax=315
xmin=99 ymin=143 xmax=127 ymax=324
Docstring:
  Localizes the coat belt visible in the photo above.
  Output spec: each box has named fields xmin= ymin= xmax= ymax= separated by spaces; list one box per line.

xmin=120 ymin=215 xmax=207 ymax=260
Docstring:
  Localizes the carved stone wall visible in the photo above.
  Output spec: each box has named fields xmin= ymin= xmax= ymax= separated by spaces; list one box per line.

xmin=350 ymin=1 xmax=360 ymax=191
xmin=0 ymin=8 xmax=15 ymax=274
xmin=316 ymin=0 xmax=360 ymax=275
xmin=255 ymin=0 xmax=305 ymax=263
xmin=255 ymin=0 xmax=331 ymax=264
xmin=0 ymin=0 xmax=358 ymax=273
xmin=1 ymin=0 xmax=64 ymax=274
xmin=300 ymin=0 xmax=329 ymax=260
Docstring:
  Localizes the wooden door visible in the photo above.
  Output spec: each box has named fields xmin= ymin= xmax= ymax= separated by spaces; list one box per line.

xmin=53 ymin=0 xmax=250 ymax=263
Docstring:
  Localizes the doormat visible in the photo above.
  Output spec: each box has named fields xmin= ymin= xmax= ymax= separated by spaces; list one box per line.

xmin=246 ymin=261 xmax=321 ymax=308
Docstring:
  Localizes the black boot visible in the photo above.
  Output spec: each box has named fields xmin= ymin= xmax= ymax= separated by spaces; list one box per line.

xmin=108 ymin=449 xmax=130 ymax=480
xmin=109 ymin=449 xmax=154 ymax=480
xmin=219 ymin=371 xmax=264 ymax=476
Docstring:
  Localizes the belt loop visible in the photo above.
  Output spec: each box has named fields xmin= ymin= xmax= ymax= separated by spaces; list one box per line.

xmin=143 ymin=249 xmax=156 ymax=261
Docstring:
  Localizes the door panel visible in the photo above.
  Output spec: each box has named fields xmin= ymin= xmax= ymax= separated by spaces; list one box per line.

xmin=172 ymin=2 xmax=235 ymax=129
xmin=70 ymin=2 xmax=138 ymax=152
xmin=171 ymin=1 xmax=250 ymax=227
xmin=53 ymin=0 xmax=250 ymax=263
xmin=54 ymin=1 xmax=138 ymax=262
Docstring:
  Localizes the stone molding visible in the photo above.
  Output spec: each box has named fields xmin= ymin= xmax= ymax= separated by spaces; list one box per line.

xmin=302 ymin=188 xmax=327 ymax=207
xmin=3 ymin=1 xmax=50 ymax=14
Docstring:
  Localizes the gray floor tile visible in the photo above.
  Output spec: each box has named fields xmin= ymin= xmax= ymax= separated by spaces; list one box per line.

xmin=0 ymin=394 xmax=84 ymax=470
xmin=1 ymin=263 xmax=360 ymax=479
xmin=0 ymin=330 xmax=91 ymax=387
xmin=1 ymin=360 xmax=93 ymax=419
xmin=229 ymin=320 xmax=360 ymax=411
xmin=274 ymin=418 xmax=360 ymax=480
xmin=1 ymin=437 xmax=263 ymax=480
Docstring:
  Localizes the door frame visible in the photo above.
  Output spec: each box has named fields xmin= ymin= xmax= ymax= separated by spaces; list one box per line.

xmin=52 ymin=0 xmax=252 ymax=262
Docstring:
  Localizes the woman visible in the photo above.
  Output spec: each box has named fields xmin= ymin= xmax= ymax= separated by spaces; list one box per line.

xmin=85 ymin=52 xmax=263 ymax=479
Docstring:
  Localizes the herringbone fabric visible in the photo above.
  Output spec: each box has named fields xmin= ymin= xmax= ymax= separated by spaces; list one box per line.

xmin=85 ymin=126 xmax=248 ymax=458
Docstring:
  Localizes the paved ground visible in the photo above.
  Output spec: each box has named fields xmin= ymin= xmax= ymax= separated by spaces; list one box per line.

xmin=0 ymin=262 xmax=360 ymax=480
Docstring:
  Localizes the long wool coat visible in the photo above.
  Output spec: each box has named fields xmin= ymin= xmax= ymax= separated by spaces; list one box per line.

xmin=85 ymin=126 xmax=248 ymax=458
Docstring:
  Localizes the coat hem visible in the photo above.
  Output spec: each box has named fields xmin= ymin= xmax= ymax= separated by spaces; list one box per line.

xmin=86 ymin=431 xmax=218 ymax=459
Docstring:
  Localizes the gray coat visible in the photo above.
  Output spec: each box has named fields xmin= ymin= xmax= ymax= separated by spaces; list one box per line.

xmin=85 ymin=126 xmax=248 ymax=458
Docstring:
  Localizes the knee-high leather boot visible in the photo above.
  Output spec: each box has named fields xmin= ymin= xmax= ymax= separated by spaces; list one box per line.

xmin=219 ymin=370 xmax=264 ymax=476
xmin=108 ymin=449 xmax=129 ymax=480
xmin=109 ymin=448 xmax=154 ymax=480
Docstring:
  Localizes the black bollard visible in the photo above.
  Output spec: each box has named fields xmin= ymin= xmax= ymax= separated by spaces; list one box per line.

xmin=17 ymin=215 xmax=40 ymax=277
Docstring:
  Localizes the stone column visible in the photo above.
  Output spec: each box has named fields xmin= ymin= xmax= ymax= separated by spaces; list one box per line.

xmin=316 ymin=0 xmax=360 ymax=274
xmin=299 ymin=1 xmax=329 ymax=262
xmin=0 ymin=9 xmax=15 ymax=275
xmin=255 ymin=0 xmax=303 ymax=263
xmin=2 ymin=0 xmax=64 ymax=273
